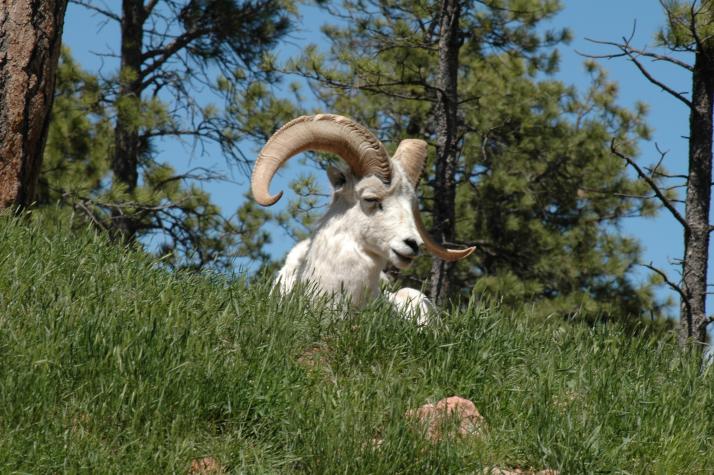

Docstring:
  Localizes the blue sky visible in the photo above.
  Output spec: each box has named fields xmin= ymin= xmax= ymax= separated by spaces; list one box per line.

xmin=61 ymin=1 xmax=698 ymax=313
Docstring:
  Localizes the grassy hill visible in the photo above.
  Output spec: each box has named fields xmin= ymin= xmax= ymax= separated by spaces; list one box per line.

xmin=1 ymin=216 xmax=713 ymax=473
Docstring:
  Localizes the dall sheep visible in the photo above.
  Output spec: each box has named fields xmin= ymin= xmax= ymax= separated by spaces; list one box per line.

xmin=251 ymin=114 xmax=475 ymax=322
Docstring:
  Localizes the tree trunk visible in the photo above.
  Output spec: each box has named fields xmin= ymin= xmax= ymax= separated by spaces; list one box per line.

xmin=0 ymin=0 xmax=68 ymax=208
xmin=679 ymin=50 xmax=714 ymax=345
xmin=112 ymin=0 xmax=144 ymax=238
xmin=430 ymin=0 xmax=461 ymax=304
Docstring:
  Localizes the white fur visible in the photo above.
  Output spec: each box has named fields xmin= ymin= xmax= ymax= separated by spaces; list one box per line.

xmin=275 ymin=162 xmax=433 ymax=322
xmin=385 ymin=288 xmax=436 ymax=326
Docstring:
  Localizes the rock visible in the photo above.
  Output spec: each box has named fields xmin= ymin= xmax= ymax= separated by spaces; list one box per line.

xmin=188 ymin=456 xmax=224 ymax=474
xmin=486 ymin=468 xmax=559 ymax=475
xmin=406 ymin=395 xmax=485 ymax=441
xmin=297 ymin=344 xmax=327 ymax=369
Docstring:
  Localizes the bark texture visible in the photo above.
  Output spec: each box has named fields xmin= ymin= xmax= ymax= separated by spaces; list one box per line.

xmin=680 ymin=49 xmax=714 ymax=345
xmin=0 ymin=0 xmax=68 ymax=208
xmin=430 ymin=0 xmax=462 ymax=303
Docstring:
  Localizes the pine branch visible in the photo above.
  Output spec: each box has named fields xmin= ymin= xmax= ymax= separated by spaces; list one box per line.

xmin=640 ymin=262 xmax=687 ymax=302
xmin=71 ymin=0 xmax=121 ymax=22
xmin=73 ymin=198 xmax=110 ymax=233
xmin=140 ymin=28 xmax=210 ymax=86
xmin=144 ymin=0 xmax=160 ymax=17
xmin=624 ymin=50 xmax=693 ymax=108
xmin=152 ymin=167 xmax=231 ymax=189
xmin=290 ymin=66 xmax=436 ymax=102
xmin=581 ymin=28 xmax=693 ymax=108
xmin=581 ymin=40 xmax=693 ymax=71
xmin=610 ymin=139 xmax=688 ymax=230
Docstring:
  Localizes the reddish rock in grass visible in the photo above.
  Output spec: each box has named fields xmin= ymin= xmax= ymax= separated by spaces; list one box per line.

xmin=297 ymin=343 xmax=328 ymax=369
xmin=486 ymin=468 xmax=559 ymax=475
xmin=188 ymin=456 xmax=224 ymax=474
xmin=406 ymin=395 xmax=485 ymax=441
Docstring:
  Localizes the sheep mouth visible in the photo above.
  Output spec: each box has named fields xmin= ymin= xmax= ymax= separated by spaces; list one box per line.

xmin=391 ymin=249 xmax=416 ymax=267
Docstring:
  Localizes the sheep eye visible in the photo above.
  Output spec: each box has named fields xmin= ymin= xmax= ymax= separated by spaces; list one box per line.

xmin=363 ymin=196 xmax=383 ymax=211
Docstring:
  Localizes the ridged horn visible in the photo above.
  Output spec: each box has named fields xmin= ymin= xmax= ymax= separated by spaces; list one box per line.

xmin=413 ymin=201 xmax=476 ymax=261
xmin=392 ymin=139 xmax=427 ymax=187
xmin=252 ymin=114 xmax=391 ymax=206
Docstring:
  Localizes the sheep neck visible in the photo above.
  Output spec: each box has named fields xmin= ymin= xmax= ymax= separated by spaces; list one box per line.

xmin=299 ymin=205 xmax=384 ymax=308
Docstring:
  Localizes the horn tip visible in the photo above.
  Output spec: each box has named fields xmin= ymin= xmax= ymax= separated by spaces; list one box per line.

xmin=460 ymin=246 xmax=476 ymax=259
xmin=444 ymin=245 xmax=476 ymax=262
xmin=255 ymin=190 xmax=283 ymax=207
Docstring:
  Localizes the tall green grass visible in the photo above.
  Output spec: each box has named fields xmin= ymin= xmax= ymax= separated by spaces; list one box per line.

xmin=1 ymin=216 xmax=713 ymax=473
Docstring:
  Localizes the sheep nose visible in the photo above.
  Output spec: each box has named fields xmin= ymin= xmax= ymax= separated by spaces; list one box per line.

xmin=404 ymin=238 xmax=419 ymax=255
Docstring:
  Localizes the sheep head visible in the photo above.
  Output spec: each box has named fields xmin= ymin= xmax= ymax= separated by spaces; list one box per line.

xmin=251 ymin=114 xmax=475 ymax=266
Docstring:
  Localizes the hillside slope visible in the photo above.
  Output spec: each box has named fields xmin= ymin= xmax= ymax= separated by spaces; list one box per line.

xmin=1 ymin=217 xmax=712 ymax=473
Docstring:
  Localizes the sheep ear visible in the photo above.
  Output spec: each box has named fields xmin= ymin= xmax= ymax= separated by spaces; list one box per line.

xmin=327 ymin=165 xmax=348 ymax=191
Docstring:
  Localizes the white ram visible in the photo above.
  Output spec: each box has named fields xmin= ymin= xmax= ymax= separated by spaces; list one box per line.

xmin=251 ymin=114 xmax=474 ymax=322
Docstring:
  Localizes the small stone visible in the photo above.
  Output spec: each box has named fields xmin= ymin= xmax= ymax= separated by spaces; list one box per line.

xmin=297 ymin=344 xmax=324 ymax=368
xmin=188 ymin=456 xmax=224 ymax=474
xmin=406 ymin=395 xmax=485 ymax=441
xmin=486 ymin=467 xmax=559 ymax=475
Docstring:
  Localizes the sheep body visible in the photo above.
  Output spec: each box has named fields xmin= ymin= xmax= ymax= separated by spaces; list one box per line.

xmin=276 ymin=163 xmax=429 ymax=315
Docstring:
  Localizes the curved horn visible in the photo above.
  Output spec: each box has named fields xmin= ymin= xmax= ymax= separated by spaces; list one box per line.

xmin=252 ymin=114 xmax=391 ymax=206
xmin=392 ymin=139 xmax=427 ymax=187
xmin=394 ymin=138 xmax=474 ymax=261
xmin=413 ymin=201 xmax=476 ymax=261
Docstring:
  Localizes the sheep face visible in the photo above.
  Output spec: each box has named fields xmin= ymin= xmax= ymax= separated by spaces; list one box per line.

xmin=327 ymin=163 xmax=422 ymax=270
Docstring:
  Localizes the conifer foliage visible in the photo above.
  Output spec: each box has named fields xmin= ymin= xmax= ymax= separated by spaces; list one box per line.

xmin=41 ymin=49 xmax=274 ymax=270
xmin=38 ymin=0 xmax=296 ymax=269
